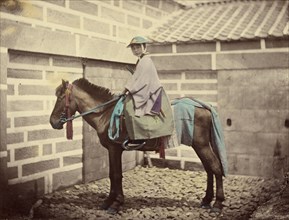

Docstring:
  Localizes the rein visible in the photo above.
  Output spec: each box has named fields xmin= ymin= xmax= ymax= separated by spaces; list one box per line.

xmin=60 ymin=83 xmax=122 ymax=139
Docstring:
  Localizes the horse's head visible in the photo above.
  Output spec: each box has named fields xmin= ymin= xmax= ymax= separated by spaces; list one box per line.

xmin=50 ymin=79 xmax=77 ymax=129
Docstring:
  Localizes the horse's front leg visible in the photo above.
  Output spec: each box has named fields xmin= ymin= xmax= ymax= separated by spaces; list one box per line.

xmin=101 ymin=146 xmax=124 ymax=214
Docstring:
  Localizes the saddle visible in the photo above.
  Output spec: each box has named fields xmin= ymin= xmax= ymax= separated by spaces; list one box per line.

xmin=108 ymin=93 xmax=173 ymax=157
xmin=124 ymin=90 xmax=174 ymax=140
xmin=109 ymin=107 xmax=165 ymax=155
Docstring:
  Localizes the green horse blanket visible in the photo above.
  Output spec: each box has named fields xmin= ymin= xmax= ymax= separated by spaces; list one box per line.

xmin=124 ymin=90 xmax=174 ymax=140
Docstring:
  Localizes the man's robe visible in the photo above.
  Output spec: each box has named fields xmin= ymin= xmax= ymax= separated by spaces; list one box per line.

xmin=125 ymin=55 xmax=162 ymax=117
xmin=124 ymin=54 xmax=174 ymax=140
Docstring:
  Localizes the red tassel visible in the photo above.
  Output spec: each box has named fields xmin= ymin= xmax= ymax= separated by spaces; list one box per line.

xmin=66 ymin=120 xmax=73 ymax=140
xmin=65 ymin=84 xmax=73 ymax=140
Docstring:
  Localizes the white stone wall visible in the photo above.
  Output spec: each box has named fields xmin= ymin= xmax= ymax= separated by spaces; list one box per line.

xmin=148 ymin=39 xmax=289 ymax=177
xmin=0 ymin=0 xmax=181 ymax=197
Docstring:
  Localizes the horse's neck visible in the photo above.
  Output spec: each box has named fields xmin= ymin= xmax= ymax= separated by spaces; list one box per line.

xmin=73 ymin=86 xmax=112 ymax=133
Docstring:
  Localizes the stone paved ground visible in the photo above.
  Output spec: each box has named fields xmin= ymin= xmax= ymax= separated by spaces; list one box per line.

xmin=250 ymin=172 xmax=289 ymax=220
xmin=3 ymin=166 xmax=288 ymax=220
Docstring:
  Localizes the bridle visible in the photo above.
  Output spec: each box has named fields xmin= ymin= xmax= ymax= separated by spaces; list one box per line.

xmin=59 ymin=82 xmax=123 ymax=139
xmin=60 ymin=82 xmax=73 ymax=139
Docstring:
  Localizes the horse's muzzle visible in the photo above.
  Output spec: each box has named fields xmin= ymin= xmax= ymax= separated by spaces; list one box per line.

xmin=50 ymin=118 xmax=64 ymax=129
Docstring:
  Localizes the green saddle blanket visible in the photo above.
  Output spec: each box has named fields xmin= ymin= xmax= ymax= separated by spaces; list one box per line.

xmin=124 ymin=90 xmax=174 ymax=140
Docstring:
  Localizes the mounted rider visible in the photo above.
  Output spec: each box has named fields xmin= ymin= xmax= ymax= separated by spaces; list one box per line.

xmin=123 ymin=36 xmax=174 ymax=147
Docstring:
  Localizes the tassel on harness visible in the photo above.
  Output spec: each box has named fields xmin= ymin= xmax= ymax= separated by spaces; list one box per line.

xmin=65 ymin=84 xmax=73 ymax=139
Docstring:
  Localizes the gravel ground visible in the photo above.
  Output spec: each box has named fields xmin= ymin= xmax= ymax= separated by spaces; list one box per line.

xmin=3 ymin=166 xmax=286 ymax=220
xmin=250 ymin=173 xmax=289 ymax=220
xmin=32 ymin=166 xmax=283 ymax=220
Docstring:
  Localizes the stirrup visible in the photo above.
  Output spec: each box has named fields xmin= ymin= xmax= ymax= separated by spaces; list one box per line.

xmin=122 ymin=139 xmax=146 ymax=151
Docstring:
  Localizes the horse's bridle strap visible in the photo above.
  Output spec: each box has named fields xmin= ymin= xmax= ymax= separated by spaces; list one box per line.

xmin=60 ymin=85 xmax=124 ymax=123
xmin=65 ymin=84 xmax=73 ymax=108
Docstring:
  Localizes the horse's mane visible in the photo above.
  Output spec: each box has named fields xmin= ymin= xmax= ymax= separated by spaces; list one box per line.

xmin=73 ymin=78 xmax=114 ymax=101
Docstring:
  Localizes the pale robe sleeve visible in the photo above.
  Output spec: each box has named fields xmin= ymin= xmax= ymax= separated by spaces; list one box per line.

xmin=125 ymin=55 xmax=162 ymax=116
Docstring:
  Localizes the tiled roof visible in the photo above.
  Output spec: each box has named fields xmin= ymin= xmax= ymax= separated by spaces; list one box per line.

xmin=150 ymin=0 xmax=289 ymax=43
xmin=174 ymin=0 xmax=228 ymax=7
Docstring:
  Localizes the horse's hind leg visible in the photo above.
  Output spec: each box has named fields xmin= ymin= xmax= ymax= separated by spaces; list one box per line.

xmin=213 ymin=173 xmax=224 ymax=212
xmin=201 ymin=168 xmax=214 ymax=209
xmin=193 ymin=144 xmax=224 ymax=212
xmin=193 ymin=109 xmax=225 ymax=212
xmin=193 ymin=137 xmax=224 ymax=211
xmin=210 ymin=133 xmax=225 ymax=212
xmin=193 ymin=143 xmax=215 ymax=207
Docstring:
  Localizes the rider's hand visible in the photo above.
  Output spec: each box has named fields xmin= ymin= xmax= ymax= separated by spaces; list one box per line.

xmin=122 ymin=89 xmax=129 ymax=95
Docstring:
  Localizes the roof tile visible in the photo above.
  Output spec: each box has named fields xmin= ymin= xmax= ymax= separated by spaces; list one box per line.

xmin=150 ymin=0 xmax=289 ymax=43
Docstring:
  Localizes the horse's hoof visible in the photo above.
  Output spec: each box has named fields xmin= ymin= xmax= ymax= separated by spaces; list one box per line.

xmin=200 ymin=203 xmax=211 ymax=209
xmin=100 ymin=202 xmax=111 ymax=210
xmin=210 ymin=207 xmax=222 ymax=213
xmin=100 ymin=204 xmax=108 ymax=210
xmin=107 ymin=207 xmax=118 ymax=215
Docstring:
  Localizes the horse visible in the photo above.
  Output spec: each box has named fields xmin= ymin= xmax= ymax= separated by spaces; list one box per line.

xmin=49 ymin=78 xmax=225 ymax=214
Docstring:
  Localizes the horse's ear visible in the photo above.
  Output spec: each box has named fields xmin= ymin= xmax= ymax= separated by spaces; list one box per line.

xmin=62 ymin=79 xmax=68 ymax=88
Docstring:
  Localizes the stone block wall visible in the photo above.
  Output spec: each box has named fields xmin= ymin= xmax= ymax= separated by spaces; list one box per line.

xmin=0 ymin=48 xmax=8 ymax=213
xmin=6 ymin=50 xmax=83 ymax=195
xmin=149 ymin=39 xmax=289 ymax=178
xmin=0 ymin=0 xmax=180 ymax=62
xmin=158 ymin=70 xmax=218 ymax=104
xmin=0 ymin=0 xmax=182 ymax=207
xmin=218 ymin=68 xmax=289 ymax=177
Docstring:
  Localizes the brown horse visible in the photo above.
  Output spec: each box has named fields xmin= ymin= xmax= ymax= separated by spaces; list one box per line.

xmin=50 ymin=78 xmax=225 ymax=214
